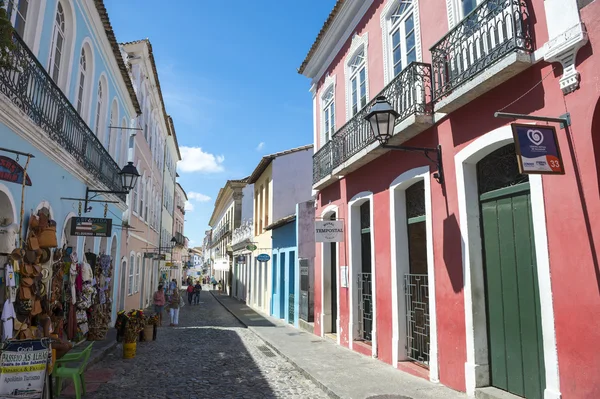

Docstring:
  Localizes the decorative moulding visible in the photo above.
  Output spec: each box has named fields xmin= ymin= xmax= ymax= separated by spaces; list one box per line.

xmin=544 ymin=23 xmax=589 ymax=94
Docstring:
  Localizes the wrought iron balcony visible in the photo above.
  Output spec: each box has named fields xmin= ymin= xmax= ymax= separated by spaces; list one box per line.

xmin=0 ymin=33 xmax=125 ymax=198
xmin=173 ymin=232 xmax=186 ymax=247
xmin=430 ymin=0 xmax=532 ymax=103
xmin=313 ymin=62 xmax=432 ymax=184
xmin=211 ymin=224 xmax=231 ymax=245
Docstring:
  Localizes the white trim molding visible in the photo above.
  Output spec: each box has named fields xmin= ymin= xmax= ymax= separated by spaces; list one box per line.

xmin=344 ymin=32 xmax=369 ymax=122
xmin=389 ymin=165 xmax=438 ymax=382
xmin=455 ymin=126 xmax=560 ymax=398
xmin=319 ymin=73 xmax=337 ymax=150
xmin=347 ymin=191 xmax=377 ymax=357
xmin=380 ymin=0 xmax=423 ymax=85
xmin=320 ymin=205 xmax=341 ymax=344
xmin=543 ymin=0 xmax=588 ymax=94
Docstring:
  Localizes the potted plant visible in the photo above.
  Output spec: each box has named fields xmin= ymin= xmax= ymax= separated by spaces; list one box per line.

xmin=144 ymin=314 xmax=159 ymax=342
xmin=122 ymin=309 xmax=146 ymax=359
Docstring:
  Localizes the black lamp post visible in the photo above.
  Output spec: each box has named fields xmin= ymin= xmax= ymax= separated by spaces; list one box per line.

xmin=84 ymin=161 xmax=141 ymax=212
xmin=364 ymin=96 xmax=444 ymax=184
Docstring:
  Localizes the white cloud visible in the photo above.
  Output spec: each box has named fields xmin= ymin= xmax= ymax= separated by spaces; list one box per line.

xmin=256 ymin=142 xmax=265 ymax=151
xmin=184 ymin=201 xmax=194 ymax=211
xmin=188 ymin=192 xmax=211 ymax=202
xmin=179 ymin=146 xmax=225 ymax=173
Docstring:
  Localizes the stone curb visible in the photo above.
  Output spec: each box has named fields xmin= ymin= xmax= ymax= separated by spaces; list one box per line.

xmin=210 ymin=291 xmax=340 ymax=399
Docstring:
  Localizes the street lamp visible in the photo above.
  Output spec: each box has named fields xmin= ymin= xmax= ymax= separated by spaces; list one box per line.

xmin=84 ymin=162 xmax=141 ymax=212
xmin=364 ymin=95 xmax=445 ymax=184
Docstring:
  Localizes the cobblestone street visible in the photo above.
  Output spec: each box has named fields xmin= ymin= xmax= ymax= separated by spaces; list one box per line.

xmin=71 ymin=289 xmax=329 ymax=399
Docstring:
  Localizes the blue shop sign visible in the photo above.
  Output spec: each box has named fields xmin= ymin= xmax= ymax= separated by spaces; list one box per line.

xmin=512 ymin=124 xmax=565 ymax=175
xmin=257 ymin=253 xmax=270 ymax=263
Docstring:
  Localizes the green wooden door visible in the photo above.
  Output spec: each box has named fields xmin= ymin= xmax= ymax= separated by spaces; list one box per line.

xmin=480 ymin=183 xmax=545 ymax=399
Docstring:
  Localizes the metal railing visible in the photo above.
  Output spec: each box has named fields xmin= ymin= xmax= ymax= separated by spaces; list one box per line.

xmin=312 ymin=62 xmax=432 ymax=184
xmin=404 ymin=273 xmax=430 ymax=366
xmin=0 ymin=33 xmax=125 ymax=198
xmin=173 ymin=232 xmax=186 ymax=246
xmin=430 ymin=0 xmax=532 ymax=102
xmin=357 ymin=272 xmax=373 ymax=341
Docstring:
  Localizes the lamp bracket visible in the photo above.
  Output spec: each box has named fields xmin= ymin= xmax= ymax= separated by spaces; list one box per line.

xmin=382 ymin=144 xmax=445 ymax=185
xmin=84 ymin=187 xmax=128 ymax=214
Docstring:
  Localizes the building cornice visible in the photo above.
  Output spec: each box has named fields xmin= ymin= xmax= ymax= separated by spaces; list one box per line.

xmin=298 ymin=0 xmax=374 ymax=84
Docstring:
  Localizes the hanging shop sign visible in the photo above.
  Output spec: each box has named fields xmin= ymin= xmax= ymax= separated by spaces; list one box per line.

xmin=257 ymin=253 xmax=270 ymax=263
xmin=214 ymin=259 xmax=229 ymax=271
xmin=70 ymin=217 xmax=113 ymax=237
xmin=236 ymin=255 xmax=246 ymax=263
xmin=246 ymin=244 xmax=257 ymax=251
xmin=512 ymin=124 xmax=565 ymax=175
xmin=315 ymin=220 xmax=344 ymax=242
xmin=0 ymin=156 xmax=32 ymax=186
xmin=0 ymin=339 xmax=50 ymax=399
xmin=143 ymin=253 xmax=155 ymax=259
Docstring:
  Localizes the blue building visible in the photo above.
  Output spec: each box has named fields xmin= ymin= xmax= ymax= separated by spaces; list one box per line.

xmin=0 ymin=0 xmax=140 ymax=323
xmin=269 ymin=215 xmax=297 ymax=324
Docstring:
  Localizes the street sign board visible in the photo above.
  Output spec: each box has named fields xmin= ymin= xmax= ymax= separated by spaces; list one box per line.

xmin=512 ymin=124 xmax=565 ymax=175
xmin=236 ymin=255 xmax=246 ymax=263
xmin=315 ymin=220 xmax=344 ymax=242
xmin=0 ymin=156 xmax=32 ymax=186
xmin=246 ymin=244 xmax=257 ymax=251
xmin=257 ymin=253 xmax=270 ymax=263
xmin=70 ymin=217 xmax=112 ymax=237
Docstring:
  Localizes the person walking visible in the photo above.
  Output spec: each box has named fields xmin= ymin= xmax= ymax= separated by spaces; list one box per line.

xmin=153 ymin=285 xmax=166 ymax=326
xmin=211 ymin=276 xmax=217 ymax=290
xmin=169 ymin=288 xmax=181 ymax=326
xmin=186 ymin=283 xmax=194 ymax=305
xmin=193 ymin=281 xmax=202 ymax=305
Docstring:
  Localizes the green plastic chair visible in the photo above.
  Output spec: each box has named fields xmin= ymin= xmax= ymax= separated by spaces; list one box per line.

xmin=53 ymin=342 xmax=94 ymax=399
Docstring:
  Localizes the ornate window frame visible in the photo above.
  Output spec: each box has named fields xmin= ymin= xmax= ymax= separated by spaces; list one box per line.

xmin=344 ymin=32 xmax=369 ymax=121
xmin=381 ymin=0 xmax=423 ymax=85
xmin=318 ymin=73 xmax=336 ymax=149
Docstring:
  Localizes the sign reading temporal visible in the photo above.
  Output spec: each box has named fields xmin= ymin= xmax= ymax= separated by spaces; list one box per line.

xmin=315 ymin=220 xmax=344 ymax=242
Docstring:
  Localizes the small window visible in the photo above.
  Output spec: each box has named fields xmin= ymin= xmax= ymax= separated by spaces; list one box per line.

xmin=11 ymin=0 xmax=29 ymax=38
xmin=322 ymin=86 xmax=335 ymax=142
xmin=390 ymin=1 xmax=416 ymax=77
xmin=348 ymin=48 xmax=367 ymax=116
xmin=94 ymin=81 xmax=103 ymax=136
xmin=49 ymin=3 xmax=65 ymax=84
xmin=128 ymin=255 xmax=134 ymax=295
xmin=76 ymin=48 xmax=87 ymax=114
xmin=135 ymin=256 xmax=141 ymax=292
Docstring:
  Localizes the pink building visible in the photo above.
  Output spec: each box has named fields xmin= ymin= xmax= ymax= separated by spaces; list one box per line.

xmin=118 ymin=39 xmax=178 ymax=312
xmin=300 ymin=1 xmax=599 ymax=398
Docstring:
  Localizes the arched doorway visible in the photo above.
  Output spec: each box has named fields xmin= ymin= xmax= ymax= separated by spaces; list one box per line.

xmin=476 ymin=144 xmax=544 ymax=398
xmin=321 ymin=207 xmax=338 ymax=339
xmin=0 ymin=185 xmax=17 ymax=257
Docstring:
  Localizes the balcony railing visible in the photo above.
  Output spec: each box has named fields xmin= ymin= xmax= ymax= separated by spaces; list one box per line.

xmin=211 ymin=224 xmax=231 ymax=245
xmin=312 ymin=62 xmax=432 ymax=184
xmin=0 ymin=33 xmax=124 ymax=198
xmin=173 ymin=232 xmax=186 ymax=246
xmin=430 ymin=0 xmax=532 ymax=102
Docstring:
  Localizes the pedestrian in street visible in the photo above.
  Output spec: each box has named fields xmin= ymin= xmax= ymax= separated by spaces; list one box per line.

xmin=193 ymin=280 xmax=202 ymax=305
xmin=169 ymin=289 xmax=181 ymax=326
xmin=211 ymin=276 xmax=217 ymax=290
xmin=186 ymin=283 xmax=194 ymax=305
xmin=153 ymin=285 xmax=166 ymax=326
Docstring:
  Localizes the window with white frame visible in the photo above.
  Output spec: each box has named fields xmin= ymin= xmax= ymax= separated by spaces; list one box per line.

xmin=135 ymin=256 xmax=141 ymax=292
xmin=128 ymin=255 xmax=134 ymax=295
xmin=9 ymin=0 xmax=29 ymax=38
xmin=145 ymin=184 xmax=149 ymax=221
xmin=94 ymin=81 xmax=103 ymax=136
xmin=460 ymin=0 xmax=478 ymax=18
xmin=49 ymin=3 xmax=65 ymax=84
xmin=389 ymin=2 xmax=416 ymax=78
xmin=105 ymin=107 xmax=114 ymax=153
xmin=138 ymin=178 xmax=145 ymax=216
xmin=447 ymin=0 xmax=483 ymax=27
xmin=322 ymin=86 xmax=335 ymax=143
xmin=76 ymin=48 xmax=87 ymax=114
xmin=348 ymin=47 xmax=367 ymax=116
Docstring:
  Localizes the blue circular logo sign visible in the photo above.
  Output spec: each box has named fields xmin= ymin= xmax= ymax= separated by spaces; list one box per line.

xmin=257 ymin=254 xmax=270 ymax=263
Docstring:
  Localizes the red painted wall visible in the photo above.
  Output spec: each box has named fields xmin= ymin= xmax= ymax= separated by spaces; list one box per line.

xmin=311 ymin=0 xmax=600 ymax=396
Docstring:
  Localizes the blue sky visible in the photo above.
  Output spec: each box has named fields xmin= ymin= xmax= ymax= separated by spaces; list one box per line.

xmin=105 ymin=0 xmax=335 ymax=247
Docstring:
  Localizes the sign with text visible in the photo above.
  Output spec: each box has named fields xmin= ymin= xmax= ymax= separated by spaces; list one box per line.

xmin=0 ymin=156 xmax=32 ymax=186
xmin=236 ymin=255 xmax=246 ymax=264
xmin=315 ymin=220 xmax=344 ymax=242
xmin=512 ymin=124 xmax=565 ymax=175
xmin=70 ymin=217 xmax=112 ymax=237
xmin=0 ymin=339 xmax=49 ymax=399
xmin=246 ymin=244 xmax=257 ymax=251
xmin=256 ymin=254 xmax=270 ymax=263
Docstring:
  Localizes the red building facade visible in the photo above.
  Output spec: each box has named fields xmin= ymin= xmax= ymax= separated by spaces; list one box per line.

xmin=300 ymin=1 xmax=600 ymax=398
